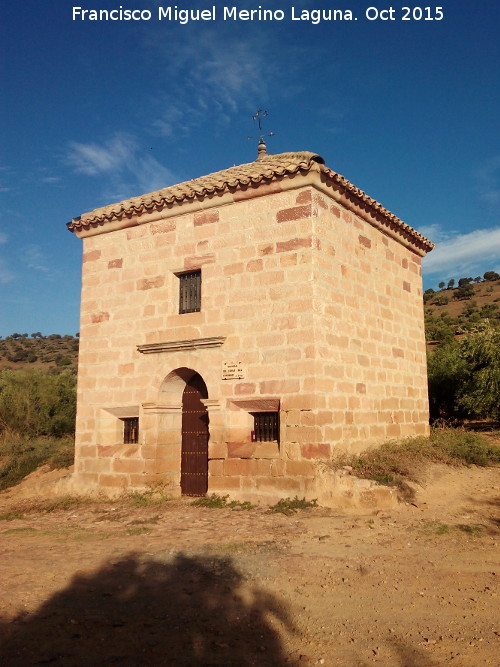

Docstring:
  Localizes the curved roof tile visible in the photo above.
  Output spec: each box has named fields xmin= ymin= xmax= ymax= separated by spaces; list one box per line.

xmin=67 ymin=151 xmax=433 ymax=252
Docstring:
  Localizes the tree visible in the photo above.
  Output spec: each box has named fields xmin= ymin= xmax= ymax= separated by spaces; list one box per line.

xmin=427 ymin=326 xmax=500 ymax=422
xmin=474 ymin=276 xmax=482 ymax=283
xmin=458 ymin=328 xmax=500 ymax=420
xmin=463 ymin=301 xmax=477 ymax=317
xmin=427 ymin=342 xmax=469 ymax=422
xmin=454 ymin=284 xmax=474 ymax=300
xmin=483 ymin=271 xmax=500 ymax=281
xmin=433 ymin=295 xmax=449 ymax=306
xmin=31 ymin=332 xmax=43 ymax=339
xmin=447 ymin=279 xmax=455 ymax=289
xmin=458 ymin=277 xmax=473 ymax=287
xmin=438 ymin=281 xmax=445 ymax=290
xmin=423 ymin=289 xmax=435 ymax=304
xmin=480 ymin=303 xmax=499 ymax=318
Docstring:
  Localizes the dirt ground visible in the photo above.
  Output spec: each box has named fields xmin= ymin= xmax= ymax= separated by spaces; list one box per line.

xmin=0 ymin=460 xmax=499 ymax=666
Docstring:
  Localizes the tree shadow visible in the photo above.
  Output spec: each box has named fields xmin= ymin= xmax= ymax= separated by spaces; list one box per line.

xmin=464 ymin=494 xmax=500 ymax=533
xmin=0 ymin=553 xmax=297 ymax=666
xmin=388 ymin=638 xmax=440 ymax=666
xmin=463 ymin=421 xmax=500 ymax=432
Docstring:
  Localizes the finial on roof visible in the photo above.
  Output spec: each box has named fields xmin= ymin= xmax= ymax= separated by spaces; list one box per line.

xmin=249 ymin=109 xmax=274 ymax=160
xmin=257 ymin=138 xmax=267 ymax=160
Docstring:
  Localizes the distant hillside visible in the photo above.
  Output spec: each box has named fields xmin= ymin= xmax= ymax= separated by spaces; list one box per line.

xmin=424 ymin=273 xmax=500 ymax=343
xmin=0 ymin=334 xmax=79 ymax=371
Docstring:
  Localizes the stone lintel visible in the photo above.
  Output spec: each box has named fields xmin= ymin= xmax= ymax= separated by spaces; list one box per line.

xmin=201 ymin=399 xmax=222 ymax=411
xmin=142 ymin=403 xmax=181 ymax=414
xmin=229 ymin=397 xmax=280 ymax=412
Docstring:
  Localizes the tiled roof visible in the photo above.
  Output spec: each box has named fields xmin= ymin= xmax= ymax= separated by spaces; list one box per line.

xmin=67 ymin=151 xmax=433 ymax=251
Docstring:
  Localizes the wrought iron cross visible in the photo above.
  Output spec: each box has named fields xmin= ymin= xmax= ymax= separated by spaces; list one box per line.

xmin=248 ymin=110 xmax=274 ymax=158
xmin=252 ymin=109 xmax=274 ymax=142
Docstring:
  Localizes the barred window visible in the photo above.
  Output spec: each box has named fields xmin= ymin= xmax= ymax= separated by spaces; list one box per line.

xmin=252 ymin=412 xmax=279 ymax=442
xmin=122 ymin=417 xmax=139 ymax=444
xmin=179 ymin=270 xmax=201 ymax=314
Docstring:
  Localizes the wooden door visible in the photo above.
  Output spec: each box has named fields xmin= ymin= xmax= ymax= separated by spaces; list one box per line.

xmin=181 ymin=373 xmax=209 ymax=496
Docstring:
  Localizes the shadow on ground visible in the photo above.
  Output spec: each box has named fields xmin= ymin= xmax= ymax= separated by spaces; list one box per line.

xmin=468 ymin=494 xmax=500 ymax=532
xmin=0 ymin=552 xmax=297 ymax=666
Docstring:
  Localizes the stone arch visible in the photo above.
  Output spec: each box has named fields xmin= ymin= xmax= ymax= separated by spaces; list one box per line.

xmin=158 ymin=367 xmax=200 ymax=407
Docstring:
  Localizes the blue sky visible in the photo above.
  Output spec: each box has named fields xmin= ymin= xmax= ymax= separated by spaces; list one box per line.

xmin=1 ymin=1 xmax=499 ymax=337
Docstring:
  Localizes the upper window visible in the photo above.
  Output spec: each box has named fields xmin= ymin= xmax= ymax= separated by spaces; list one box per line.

xmin=122 ymin=417 xmax=139 ymax=444
xmin=179 ymin=270 xmax=201 ymax=314
xmin=252 ymin=412 xmax=279 ymax=443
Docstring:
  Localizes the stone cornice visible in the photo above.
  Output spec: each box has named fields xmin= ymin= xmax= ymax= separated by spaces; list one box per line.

xmin=137 ymin=336 xmax=226 ymax=354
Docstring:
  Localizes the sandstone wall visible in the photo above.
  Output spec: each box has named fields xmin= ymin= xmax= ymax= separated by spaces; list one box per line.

xmin=73 ymin=179 xmax=429 ymax=500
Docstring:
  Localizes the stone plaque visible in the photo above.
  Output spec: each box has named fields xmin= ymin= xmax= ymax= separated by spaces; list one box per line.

xmin=222 ymin=361 xmax=245 ymax=380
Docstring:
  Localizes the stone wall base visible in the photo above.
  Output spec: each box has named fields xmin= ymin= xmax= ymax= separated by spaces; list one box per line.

xmin=7 ymin=462 xmax=398 ymax=512
xmin=208 ymin=461 xmax=398 ymax=511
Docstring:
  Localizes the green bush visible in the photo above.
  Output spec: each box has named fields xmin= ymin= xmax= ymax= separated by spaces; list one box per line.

xmin=0 ymin=368 xmax=76 ymax=438
xmin=427 ymin=327 xmax=500 ymax=422
xmin=0 ymin=435 xmax=75 ymax=491
xmin=267 ymin=496 xmax=318 ymax=515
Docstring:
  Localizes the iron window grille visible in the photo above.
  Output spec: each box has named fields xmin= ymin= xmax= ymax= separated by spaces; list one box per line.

xmin=122 ymin=417 xmax=139 ymax=444
xmin=252 ymin=412 xmax=279 ymax=442
xmin=179 ymin=270 xmax=201 ymax=314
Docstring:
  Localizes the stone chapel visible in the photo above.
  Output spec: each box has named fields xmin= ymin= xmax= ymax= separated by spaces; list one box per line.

xmin=67 ymin=145 xmax=434 ymax=503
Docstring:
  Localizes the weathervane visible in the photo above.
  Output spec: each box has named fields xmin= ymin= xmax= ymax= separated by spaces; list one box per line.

xmin=248 ymin=109 xmax=274 ymax=159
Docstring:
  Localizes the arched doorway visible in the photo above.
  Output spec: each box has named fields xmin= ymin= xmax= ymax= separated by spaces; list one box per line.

xmin=181 ymin=372 xmax=209 ymax=496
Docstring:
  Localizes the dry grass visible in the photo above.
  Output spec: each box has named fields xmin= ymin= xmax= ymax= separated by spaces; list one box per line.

xmin=0 ymin=495 xmax=92 ymax=517
xmin=329 ymin=428 xmax=500 ymax=500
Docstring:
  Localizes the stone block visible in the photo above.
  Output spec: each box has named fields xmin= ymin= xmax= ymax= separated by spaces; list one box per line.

xmin=300 ymin=443 xmax=330 ymax=459
xmin=257 ymin=477 xmax=302 ymax=493
xmin=151 ymin=220 xmax=176 ymax=234
xmin=276 ymin=236 xmax=312 ymax=253
xmin=227 ymin=442 xmax=256 ymax=458
xmin=137 ymin=276 xmax=164 ymax=290
xmin=259 ymin=379 xmax=300 ymax=394
xmin=113 ymin=458 xmax=145 ymax=474
xmin=208 ymin=460 xmax=224 ymax=476
xmin=98 ymin=474 xmax=128 ymax=488
xmin=83 ymin=249 xmax=101 ymax=262
xmin=209 ymin=477 xmax=242 ymax=491
xmin=285 ymin=460 xmax=315 ymax=476
xmin=296 ymin=190 xmax=312 ymax=204
xmin=276 ymin=204 xmax=312 ymax=223
xmin=144 ymin=459 xmax=177 ymax=474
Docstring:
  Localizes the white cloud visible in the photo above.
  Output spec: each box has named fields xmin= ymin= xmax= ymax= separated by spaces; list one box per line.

xmin=477 ymin=156 xmax=500 ymax=207
xmin=24 ymin=245 xmax=49 ymax=273
xmin=0 ymin=259 xmax=14 ymax=284
xmin=147 ymin=28 xmax=294 ymax=138
xmin=67 ymin=133 xmax=136 ymax=176
xmin=422 ymin=226 xmax=500 ymax=277
xmin=416 ymin=224 xmax=449 ymax=244
xmin=67 ymin=132 xmax=179 ymax=198
xmin=0 ymin=233 xmax=13 ymax=283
